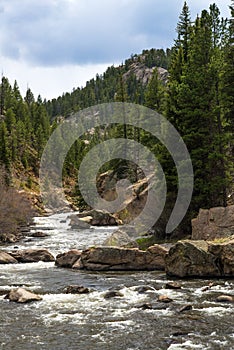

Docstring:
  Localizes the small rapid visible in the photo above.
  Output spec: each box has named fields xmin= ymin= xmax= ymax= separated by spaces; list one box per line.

xmin=0 ymin=212 xmax=233 ymax=350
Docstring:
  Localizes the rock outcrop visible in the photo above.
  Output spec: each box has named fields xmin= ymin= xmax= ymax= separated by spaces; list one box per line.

xmin=0 ymin=251 xmax=18 ymax=264
xmin=192 ymin=205 xmax=234 ymax=240
xmin=165 ymin=237 xmax=234 ymax=278
xmin=123 ymin=63 xmax=169 ymax=86
xmin=4 ymin=288 xmax=42 ymax=303
xmin=73 ymin=245 xmax=168 ymax=271
xmin=55 ymin=249 xmax=81 ymax=268
xmin=9 ymin=249 xmax=55 ymax=263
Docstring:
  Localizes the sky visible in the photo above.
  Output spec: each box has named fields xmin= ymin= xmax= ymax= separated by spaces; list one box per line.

xmin=0 ymin=0 xmax=231 ymax=100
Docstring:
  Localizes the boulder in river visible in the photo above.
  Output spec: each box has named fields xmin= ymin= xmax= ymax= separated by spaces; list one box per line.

xmin=103 ymin=230 xmax=138 ymax=248
xmin=0 ymin=233 xmax=22 ymax=243
xmin=4 ymin=288 xmax=42 ymax=303
xmin=192 ymin=205 xmax=234 ymax=240
xmin=103 ymin=290 xmax=124 ymax=299
xmin=9 ymin=249 xmax=55 ymax=263
xmin=55 ymin=249 xmax=82 ymax=268
xmin=165 ymin=238 xmax=234 ymax=278
xmin=63 ymin=285 xmax=91 ymax=294
xmin=0 ymin=251 xmax=18 ymax=264
xmin=165 ymin=240 xmax=221 ymax=278
xmin=75 ymin=209 xmax=122 ymax=226
xmin=30 ymin=231 xmax=49 ymax=238
xmin=68 ymin=215 xmax=91 ymax=229
xmin=216 ymin=295 xmax=234 ymax=303
xmin=74 ymin=244 xmax=168 ymax=271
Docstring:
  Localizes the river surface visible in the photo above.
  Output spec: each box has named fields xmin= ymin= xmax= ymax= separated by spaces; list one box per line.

xmin=0 ymin=212 xmax=233 ymax=350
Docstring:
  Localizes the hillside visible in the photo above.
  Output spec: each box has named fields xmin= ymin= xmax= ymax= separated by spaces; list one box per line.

xmin=0 ymin=1 xmax=233 ymax=241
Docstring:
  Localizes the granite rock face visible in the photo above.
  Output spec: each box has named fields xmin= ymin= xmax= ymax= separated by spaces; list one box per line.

xmin=192 ymin=206 xmax=234 ymax=240
xmin=165 ymin=237 xmax=234 ymax=278
xmin=74 ymin=245 xmax=168 ymax=271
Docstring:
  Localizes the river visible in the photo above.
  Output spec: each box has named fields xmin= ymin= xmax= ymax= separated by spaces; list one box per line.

xmin=0 ymin=212 xmax=233 ymax=350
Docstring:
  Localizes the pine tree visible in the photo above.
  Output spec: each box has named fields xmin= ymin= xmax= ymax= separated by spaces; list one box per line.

xmin=175 ymin=1 xmax=191 ymax=62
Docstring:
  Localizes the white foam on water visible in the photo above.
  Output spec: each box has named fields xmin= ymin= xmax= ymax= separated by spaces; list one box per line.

xmin=195 ymin=305 xmax=233 ymax=316
xmin=167 ymin=340 xmax=206 ymax=349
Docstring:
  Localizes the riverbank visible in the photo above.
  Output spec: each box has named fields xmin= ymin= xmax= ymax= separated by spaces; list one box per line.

xmin=0 ymin=211 xmax=234 ymax=350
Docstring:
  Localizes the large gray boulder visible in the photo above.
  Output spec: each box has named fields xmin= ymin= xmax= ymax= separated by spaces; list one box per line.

xmin=73 ymin=245 xmax=168 ymax=271
xmin=69 ymin=215 xmax=91 ymax=229
xmin=208 ymin=237 xmax=234 ymax=276
xmin=4 ymin=288 xmax=42 ymax=303
xmin=55 ymin=249 xmax=81 ymax=268
xmin=192 ymin=205 xmax=234 ymax=240
xmin=165 ymin=240 xmax=220 ymax=278
xmin=165 ymin=237 xmax=234 ymax=278
xmin=0 ymin=251 xmax=18 ymax=264
xmin=9 ymin=249 xmax=55 ymax=263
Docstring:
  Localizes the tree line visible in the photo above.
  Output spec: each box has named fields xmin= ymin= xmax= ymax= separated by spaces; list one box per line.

xmin=0 ymin=1 xmax=233 ymax=238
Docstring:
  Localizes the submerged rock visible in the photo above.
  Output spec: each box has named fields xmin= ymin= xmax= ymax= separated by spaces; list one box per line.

xmin=4 ymin=288 xmax=42 ymax=303
xmin=9 ymin=249 xmax=55 ymax=263
xmin=0 ymin=251 xmax=18 ymax=264
xmin=63 ymin=285 xmax=91 ymax=294
xmin=75 ymin=244 xmax=168 ymax=271
xmin=104 ymin=290 xmax=124 ymax=299
xmin=55 ymin=249 xmax=81 ymax=268
xmin=30 ymin=231 xmax=49 ymax=238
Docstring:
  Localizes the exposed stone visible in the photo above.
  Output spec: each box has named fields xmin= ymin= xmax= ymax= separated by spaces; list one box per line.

xmin=103 ymin=230 xmax=138 ymax=248
xmin=0 ymin=251 xmax=18 ymax=264
xmin=68 ymin=215 xmax=91 ymax=229
xmin=76 ymin=209 xmax=122 ymax=226
xmin=201 ymin=283 xmax=214 ymax=292
xmin=63 ymin=285 xmax=91 ymax=294
xmin=9 ymin=249 xmax=55 ymax=263
xmin=136 ymin=303 xmax=153 ymax=310
xmin=4 ymin=288 xmax=42 ymax=303
xmin=134 ymin=285 xmax=155 ymax=293
xmin=165 ymin=282 xmax=182 ymax=290
xmin=208 ymin=238 xmax=234 ymax=276
xmin=76 ymin=245 xmax=167 ymax=271
xmin=165 ymin=240 xmax=221 ymax=278
xmin=157 ymin=295 xmax=173 ymax=303
xmin=0 ymin=233 xmax=21 ymax=243
xmin=192 ymin=205 xmax=234 ymax=240
xmin=55 ymin=249 xmax=81 ymax=268
xmin=103 ymin=290 xmax=124 ymax=299
xmin=30 ymin=231 xmax=49 ymax=238
xmin=178 ymin=304 xmax=193 ymax=313
xmin=216 ymin=295 xmax=234 ymax=303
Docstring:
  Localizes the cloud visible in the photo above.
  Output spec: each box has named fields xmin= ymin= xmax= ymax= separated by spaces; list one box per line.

xmin=0 ymin=0 xmax=231 ymax=99
xmin=0 ymin=0 xmax=181 ymax=66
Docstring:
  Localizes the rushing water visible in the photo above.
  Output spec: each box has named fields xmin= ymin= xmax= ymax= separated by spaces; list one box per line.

xmin=0 ymin=212 xmax=234 ymax=350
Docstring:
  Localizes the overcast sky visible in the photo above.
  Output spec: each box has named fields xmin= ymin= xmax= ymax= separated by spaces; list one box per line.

xmin=0 ymin=0 xmax=231 ymax=100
